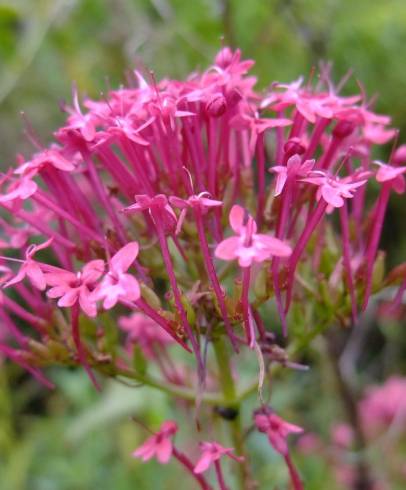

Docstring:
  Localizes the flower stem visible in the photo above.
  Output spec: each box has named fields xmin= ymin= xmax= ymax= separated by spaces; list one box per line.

xmin=172 ymin=448 xmax=213 ymax=490
xmin=213 ymin=337 xmax=252 ymax=490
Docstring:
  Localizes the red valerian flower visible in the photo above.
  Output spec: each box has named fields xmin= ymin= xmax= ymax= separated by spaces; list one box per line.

xmin=3 ymin=238 xmax=53 ymax=290
xmin=302 ymin=171 xmax=368 ymax=211
xmin=93 ymin=242 xmax=140 ymax=309
xmin=215 ymin=205 xmax=292 ymax=267
xmin=45 ymin=260 xmax=105 ymax=317
xmin=132 ymin=420 xmax=178 ymax=464
xmin=269 ymin=154 xmax=315 ymax=196
xmin=194 ymin=441 xmax=242 ymax=474
xmin=254 ymin=407 xmax=304 ymax=490
xmin=254 ymin=409 xmax=303 ymax=456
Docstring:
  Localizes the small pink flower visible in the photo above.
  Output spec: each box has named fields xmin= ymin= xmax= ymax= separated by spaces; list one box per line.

xmin=45 ymin=260 xmax=105 ymax=317
xmin=302 ymin=171 xmax=368 ymax=210
xmin=362 ymin=124 xmax=397 ymax=145
xmin=170 ymin=191 xmax=222 ymax=234
xmin=0 ymin=174 xmax=38 ymax=203
xmin=119 ymin=312 xmax=173 ymax=358
xmin=194 ymin=441 xmax=242 ymax=474
xmin=93 ymin=242 xmax=140 ymax=309
xmin=331 ymin=423 xmax=354 ymax=449
xmin=124 ymin=194 xmax=177 ymax=234
xmin=14 ymin=148 xmax=75 ymax=176
xmin=359 ymin=376 xmax=406 ymax=436
xmin=254 ymin=409 xmax=303 ymax=456
xmin=215 ymin=205 xmax=292 ymax=267
xmin=375 ymin=161 xmax=406 ymax=194
xmin=3 ymin=238 xmax=53 ymax=290
xmin=230 ymin=111 xmax=291 ymax=154
xmin=269 ymin=154 xmax=315 ymax=196
xmin=132 ymin=420 xmax=178 ymax=464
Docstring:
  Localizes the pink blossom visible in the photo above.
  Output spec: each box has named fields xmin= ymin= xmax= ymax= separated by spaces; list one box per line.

xmin=254 ymin=409 xmax=303 ymax=456
xmin=14 ymin=148 xmax=75 ymax=176
xmin=45 ymin=260 xmax=104 ymax=317
xmin=230 ymin=111 xmax=291 ymax=154
xmin=302 ymin=171 xmax=368 ymax=210
xmin=331 ymin=423 xmax=354 ymax=449
xmin=362 ymin=124 xmax=397 ymax=145
xmin=194 ymin=441 xmax=242 ymax=474
xmin=269 ymin=154 xmax=315 ymax=196
xmin=375 ymin=161 xmax=406 ymax=194
xmin=93 ymin=242 xmax=140 ymax=309
xmin=119 ymin=312 xmax=174 ymax=358
xmin=132 ymin=420 xmax=178 ymax=464
xmin=0 ymin=174 xmax=38 ymax=203
xmin=359 ymin=376 xmax=406 ymax=436
xmin=170 ymin=192 xmax=222 ymax=234
xmin=3 ymin=238 xmax=53 ymax=290
xmin=215 ymin=205 xmax=292 ymax=267
xmin=124 ymin=194 xmax=177 ymax=234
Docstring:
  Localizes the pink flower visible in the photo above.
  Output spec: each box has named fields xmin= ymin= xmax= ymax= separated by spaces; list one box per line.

xmin=93 ymin=242 xmax=140 ymax=309
xmin=359 ymin=376 xmax=406 ymax=436
xmin=132 ymin=420 xmax=178 ymax=464
xmin=254 ymin=409 xmax=303 ymax=456
xmin=124 ymin=194 xmax=177 ymax=234
xmin=194 ymin=441 xmax=242 ymax=474
xmin=230 ymin=111 xmax=291 ymax=154
xmin=14 ymin=148 xmax=75 ymax=176
xmin=362 ymin=124 xmax=397 ymax=145
xmin=170 ymin=191 xmax=223 ymax=234
xmin=215 ymin=205 xmax=292 ymax=267
xmin=119 ymin=312 xmax=174 ymax=358
xmin=0 ymin=174 xmax=38 ymax=203
xmin=375 ymin=161 xmax=406 ymax=194
xmin=3 ymin=238 xmax=53 ymax=290
xmin=302 ymin=171 xmax=368 ymax=210
xmin=331 ymin=423 xmax=354 ymax=449
xmin=269 ymin=154 xmax=315 ymax=196
xmin=45 ymin=260 xmax=105 ymax=317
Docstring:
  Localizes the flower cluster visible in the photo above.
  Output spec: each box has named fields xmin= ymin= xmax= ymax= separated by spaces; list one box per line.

xmin=1 ymin=47 xmax=405 ymax=488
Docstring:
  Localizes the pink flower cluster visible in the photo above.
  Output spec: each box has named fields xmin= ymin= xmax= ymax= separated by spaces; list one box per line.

xmin=1 ymin=47 xmax=405 ymax=488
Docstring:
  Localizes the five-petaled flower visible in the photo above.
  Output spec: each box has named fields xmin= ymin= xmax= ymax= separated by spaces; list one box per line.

xmin=93 ymin=242 xmax=140 ymax=309
xmin=45 ymin=260 xmax=105 ymax=317
xmin=132 ymin=420 xmax=178 ymax=464
xmin=270 ymin=154 xmax=315 ymax=196
xmin=254 ymin=408 xmax=304 ymax=456
xmin=194 ymin=441 xmax=243 ymax=474
xmin=215 ymin=205 xmax=292 ymax=267
xmin=3 ymin=238 xmax=53 ymax=290
xmin=302 ymin=171 xmax=368 ymax=211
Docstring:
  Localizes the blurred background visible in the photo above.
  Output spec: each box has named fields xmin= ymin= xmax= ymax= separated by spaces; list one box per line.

xmin=0 ymin=1 xmax=405 ymax=489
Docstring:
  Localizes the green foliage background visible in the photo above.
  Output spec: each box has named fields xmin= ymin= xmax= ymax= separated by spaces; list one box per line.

xmin=0 ymin=1 xmax=405 ymax=489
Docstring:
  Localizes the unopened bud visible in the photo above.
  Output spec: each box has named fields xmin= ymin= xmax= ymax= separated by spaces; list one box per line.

xmin=205 ymin=93 xmax=227 ymax=117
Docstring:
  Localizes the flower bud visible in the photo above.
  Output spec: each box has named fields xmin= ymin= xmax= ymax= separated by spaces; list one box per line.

xmin=205 ymin=93 xmax=227 ymax=117
xmin=284 ymin=138 xmax=306 ymax=159
xmin=333 ymin=119 xmax=356 ymax=139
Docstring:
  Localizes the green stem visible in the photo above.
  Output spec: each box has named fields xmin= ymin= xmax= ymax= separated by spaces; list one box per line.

xmin=100 ymin=364 xmax=227 ymax=406
xmin=213 ymin=337 xmax=252 ymax=490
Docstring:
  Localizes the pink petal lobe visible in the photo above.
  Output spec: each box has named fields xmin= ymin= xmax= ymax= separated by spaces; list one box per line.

xmin=111 ymin=242 xmax=139 ymax=273
xmin=229 ymin=205 xmax=245 ymax=232
xmin=214 ymin=237 xmax=240 ymax=261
